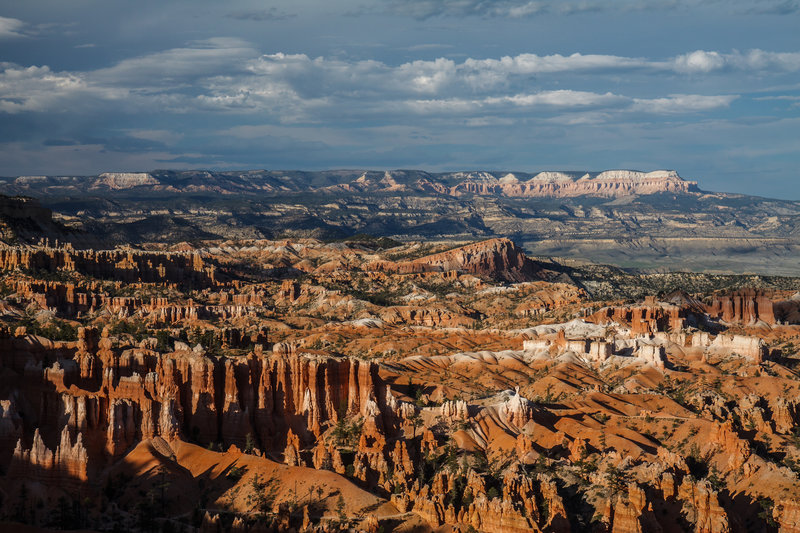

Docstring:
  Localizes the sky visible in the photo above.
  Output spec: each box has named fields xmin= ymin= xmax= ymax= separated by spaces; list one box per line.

xmin=0 ymin=0 xmax=799 ymax=198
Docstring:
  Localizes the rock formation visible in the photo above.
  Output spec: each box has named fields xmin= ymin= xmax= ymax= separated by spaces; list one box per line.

xmin=0 ymin=233 xmax=797 ymax=532
xmin=368 ymin=238 xmax=543 ymax=282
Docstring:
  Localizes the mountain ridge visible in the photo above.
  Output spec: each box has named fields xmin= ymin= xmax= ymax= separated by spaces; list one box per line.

xmin=1 ymin=168 xmax=701 ymax=199
xmin=2 ymin=168 xmax=800 ymax=275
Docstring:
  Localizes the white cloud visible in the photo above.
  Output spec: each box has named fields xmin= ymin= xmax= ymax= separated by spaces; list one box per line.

xmin=631 ymin=94 xmax=738 ymax=113
xmin=487 ymin=90 xmax=627 ymax=107
xmin=728 ymin=49 xmax=800 ymax=71
xmin=92 ymin=37 xmax=257 ymax=87
xmin=0 ymin=16 xmax=26 ymax=39
xmin=506 ymin=2 xmax=548 ymax=17
xmin=0 ymin=63 xmax=126 ymax=113
xmin=382 ymin=0 xmax=800 ymax=19
xmin=754 ymin=95 xmax=800 ymax=101
xmin=464 ymin=116 xmax=516 ymax=126
xmin=672 ymin=49 xmax=800 ymax=74
xmin=460 ymin=53 xmax=648 ymax=90
xmin=0 ymin=42 xmax=776 ymax=126
xmin=673 ymin=50 xmax=726 ymax=73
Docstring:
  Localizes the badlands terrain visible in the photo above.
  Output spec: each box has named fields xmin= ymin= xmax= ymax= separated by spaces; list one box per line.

xmin=4 ymin=168 xmax=800 ymax=275
xmin=0 ymin=220 xmax=800 ymax=531
xmin=1 ymin=170 xmax=800 ymax=532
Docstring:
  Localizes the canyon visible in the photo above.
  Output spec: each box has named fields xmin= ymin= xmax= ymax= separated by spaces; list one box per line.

xmin=3 ymin=168 xmax=800 ymax=275
xmin=0 ymin=231 xmax=800 ymax=532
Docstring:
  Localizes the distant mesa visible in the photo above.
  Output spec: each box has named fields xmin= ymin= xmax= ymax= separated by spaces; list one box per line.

xmin=450 ymin=169 xmax=698 ymax=198
xmin=2 ymin=168 xmax=700 ymax=198
xmin=94 ymin=172 xmax=159 ymax=190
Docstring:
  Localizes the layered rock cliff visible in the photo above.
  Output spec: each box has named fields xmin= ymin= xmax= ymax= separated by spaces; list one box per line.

xmin=369 ymin=238 xmax=543 ymax=282
xmin=450 ymin=169 xmax=698 ymax=198
xmin=2 ymin=169 xmax=700 ymax=199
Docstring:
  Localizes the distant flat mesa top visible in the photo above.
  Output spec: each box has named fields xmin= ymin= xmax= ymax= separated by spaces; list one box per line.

xmin=460 ymin=169 xmax=687 ymax=183
xmin=441 ymin=169 xmax=697 ymax=196
xmin=2 ymin=168 xmax=699 ymax=198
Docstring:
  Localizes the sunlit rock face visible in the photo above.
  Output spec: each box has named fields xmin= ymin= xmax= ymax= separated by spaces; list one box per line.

xmin=1 ymin=234 xmax=799 ymax=532
xmin=451 ymin=169 xmax=698 ymax=198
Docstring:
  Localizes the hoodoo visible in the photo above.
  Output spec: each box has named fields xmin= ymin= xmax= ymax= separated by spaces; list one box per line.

xmin=0 ymin=235 xmax=798 ymax=532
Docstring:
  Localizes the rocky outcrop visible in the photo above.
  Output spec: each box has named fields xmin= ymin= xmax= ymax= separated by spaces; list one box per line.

xmin=588 ymin=301 xmax=685 ymax=335
xmin=400 ymin=468 xmax=569 ymax=532
xmin=369 ymin=238 xmax=542 ymax=282
xmin=5 ymin=327 xmax=391 ymax=477
xmin=5 ymin=169 xmax=699 ymax=199
xmin=707 ymin=289 xmax=776 ymax=325
xmin=775 ymin=499 xmax=800 ymax=533
xmin=9 ymin=426 xmax=88 ymax=487
xmin=635 ymin=339 xmax=666 ymax=369
xmin=771 ymin=397 xmax=799 ymax=434
xmin=0 ymin=398 xmax=23 ymax=456
xmin=0 ymin=195 xmax=79 ymax=245
xmin=707 ymin=421 xmax=751 ymax=472
xmin=451 ymin=169 xmax=697 ymax=198
xmin=94 ymin=172 xmax=159 ymax=190
xmin=0 ymin=243 xmax=216 ymax=286
xmin=499 ymin=389 xmax=535 ymax=428
xmin=677 ymin=478 xmax=730 ymax=533
xmin=1 ymin=231 xmax=799 ymax=532
xmin=440 ymin=399 xmax=469 ymax=422
xmin=608 ymin=483 xmax=663 ymax=533
xmin=708 ymin=334 xmax=767 ymax=363
xmin=379 ymin=305 xmax=476 ymax=327
xmin=413 ymin=238 xmax=542 ymax=282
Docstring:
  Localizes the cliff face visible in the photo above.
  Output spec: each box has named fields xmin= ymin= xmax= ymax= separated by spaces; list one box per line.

xmin=588 ymin=301 xmax=687 ymax=335
xmin=3 ymin=169 xmax=699 ymax=199
xmin=0 ymin=243 xmax=217 ymax=286
xmin=10 ymin=168 xmax=800 ymax=280
xmin=707 ymin=289 xmax=777 ymax=325
xmin=450 ymin=170 xmax=698 ymax=198
xmin=370 ymin=238 xmax=543 ymax=282
xmin=0 ymin=195 xmax=85 ymax=245
xmin=2 ymin=327 xmax=390 ymax=471
xmin=3 ymin=235 xmax=800 ymax=532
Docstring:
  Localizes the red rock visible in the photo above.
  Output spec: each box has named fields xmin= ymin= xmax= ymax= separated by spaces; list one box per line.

xmin=368 ymin=238 xmax=543 ymax=282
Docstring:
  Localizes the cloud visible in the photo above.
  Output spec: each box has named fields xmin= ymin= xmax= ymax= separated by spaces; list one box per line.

xmin=0 ymin=38 xmax=261 ymax=115
xmin=402 ymin=43 xmax=455 ymax=52
xmin=673 ymin=50 xmax=726 ymax=73
xmin=226 ymin=8 xmax=296 ymax=21
xmin=123 ymin=129 xmax=184 ymax=145
xmin=0 ymin=63 xmax=126 ymax=113
xmin=0 ymin=16 xmax=26 ymax=39
xmin=728 ymin=49 xmax=800 ymax=71
xmin=0 ymin=141 xmax=193 ymax=175
xmin=380 ymin=0 xmax=613 ymax=19
xmin=460 ymin=53 xmax=648 ymax=89
xmin=486 ymin=90 xmax=626 ymax=107
xmin=747 ymin=0 xmax=800 ymax=14
xmin=0 ymin=43 xmax=778 ymax=131
xmin=92 ymin=37 xmax=257 ymax=87
xmin=404 ymin=90 xmax=734 ymax=117
xmin=754 ymin=95 xmax=800 ymax=100
xmin=673 ymin=49 xmax=800 ymax=73
xmin=631 ymin=94 xmax=738 ymax=113
xmin=380 ymin=0 xmax=800 ymax=19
